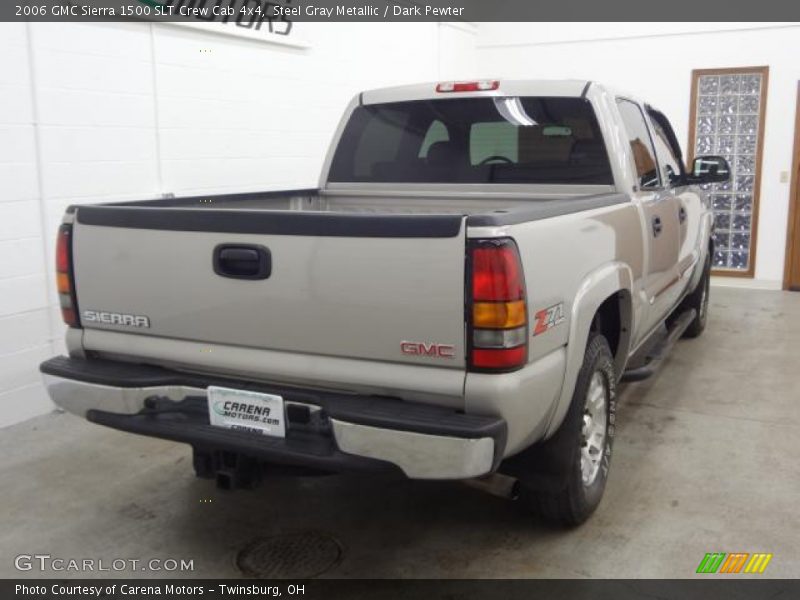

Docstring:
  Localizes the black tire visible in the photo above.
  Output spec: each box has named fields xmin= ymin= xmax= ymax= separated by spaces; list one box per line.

xmin=669 ymin=252 xmax=711 ymax=338
xmin=520 ymin=333 xmax=617 ymax=527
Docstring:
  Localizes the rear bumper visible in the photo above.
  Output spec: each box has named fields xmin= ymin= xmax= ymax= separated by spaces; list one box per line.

xmin=40 ymin=356 xmax=506 ymax=480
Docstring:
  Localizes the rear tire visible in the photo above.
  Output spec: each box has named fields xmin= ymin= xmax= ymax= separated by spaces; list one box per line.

xmin=519 ymin=333 xmax=617 ymax=527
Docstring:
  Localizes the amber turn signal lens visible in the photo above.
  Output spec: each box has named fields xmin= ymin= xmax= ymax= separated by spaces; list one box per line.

xmin=473 ymin=300 xmax=526 ymax=329
xmin=55 ymin=224 xmax=80 ymax=328
xmin=56 ymin=272 xmax=71 ymax=294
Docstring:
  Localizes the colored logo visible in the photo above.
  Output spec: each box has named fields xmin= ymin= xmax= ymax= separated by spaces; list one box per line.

xmin=696 ymin=552 xmax=773 ymax=574
xmin=533 ymin=303 xmax=565 ymax=336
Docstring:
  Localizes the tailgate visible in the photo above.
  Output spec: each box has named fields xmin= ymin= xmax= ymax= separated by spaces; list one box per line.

xmin=71 ymin=206 xmax=467 ymax=369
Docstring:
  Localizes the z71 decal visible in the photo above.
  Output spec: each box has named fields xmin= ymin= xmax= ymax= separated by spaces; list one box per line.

xmin=533 ymin=303 xmax=565 ymax=336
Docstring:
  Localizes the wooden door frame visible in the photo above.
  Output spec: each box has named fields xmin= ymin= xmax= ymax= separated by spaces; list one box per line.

xmin=783 ymin=82 xmax=800 ymax=290
xmin=687 ymin=65 xmax=770 ymax=279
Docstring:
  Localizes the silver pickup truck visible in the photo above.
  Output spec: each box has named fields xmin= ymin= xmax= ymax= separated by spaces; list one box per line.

xmin=41 ymin=80 xmax=729 ymax=526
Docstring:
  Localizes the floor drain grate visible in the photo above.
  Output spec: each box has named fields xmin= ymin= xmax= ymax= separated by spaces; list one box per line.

xmin=236 ymin=531 xmax=343 ymax=579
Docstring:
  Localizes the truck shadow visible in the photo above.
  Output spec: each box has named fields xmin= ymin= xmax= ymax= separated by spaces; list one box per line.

xmin=169 ymin=469 xmax=571 ymax=578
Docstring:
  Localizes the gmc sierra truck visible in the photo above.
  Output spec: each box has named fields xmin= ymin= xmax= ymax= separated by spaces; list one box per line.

xmin=40 ymin=80 xmax=729 ymax=525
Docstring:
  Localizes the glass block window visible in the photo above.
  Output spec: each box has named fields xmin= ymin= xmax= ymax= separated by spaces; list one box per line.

xmin=690 ymin=68 xmax=768 ymax=276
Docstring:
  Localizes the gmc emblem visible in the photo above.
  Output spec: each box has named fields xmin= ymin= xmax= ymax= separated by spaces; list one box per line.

xmin=400 ymin=341 xmax=456 ymax=359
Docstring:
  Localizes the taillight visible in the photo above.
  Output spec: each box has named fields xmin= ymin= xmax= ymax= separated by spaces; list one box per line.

xmin=56 ymin=224 xmax=80 ymax=327
xmin=436 ymin=80 xmax=499 ymax=93
xmin=467 ymin=239 xmax=528 ymax=372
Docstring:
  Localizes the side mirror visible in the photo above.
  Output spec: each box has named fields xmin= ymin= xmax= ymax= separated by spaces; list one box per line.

xmin=688 ymin=155 xmax=731 ymax=184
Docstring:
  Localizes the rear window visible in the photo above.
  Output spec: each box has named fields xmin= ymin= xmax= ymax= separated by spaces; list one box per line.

xmin=328 ymin=97 xmax=613 ymax=185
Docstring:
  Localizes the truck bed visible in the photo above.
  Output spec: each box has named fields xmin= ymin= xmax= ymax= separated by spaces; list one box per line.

xmin=64 ymin=186 xmax=625 ymax=394
xmin=70 ymin=187 xmax=627 ymax=227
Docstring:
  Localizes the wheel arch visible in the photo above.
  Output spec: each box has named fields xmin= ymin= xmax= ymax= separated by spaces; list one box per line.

xmin=543 ymin=262 xmax=634 ymax=439
xmin=591 ymin=288 xmax=633 ymax=376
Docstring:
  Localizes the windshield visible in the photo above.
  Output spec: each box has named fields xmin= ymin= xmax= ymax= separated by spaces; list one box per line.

xmin=328 ymin=96 xmax=613 ymax=185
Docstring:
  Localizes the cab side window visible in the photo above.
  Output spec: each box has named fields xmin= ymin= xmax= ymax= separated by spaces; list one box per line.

xmin=648 ymin=115 xmax=684 ymax=187
xmin=616 ymin=99 xmax=660 ymax=190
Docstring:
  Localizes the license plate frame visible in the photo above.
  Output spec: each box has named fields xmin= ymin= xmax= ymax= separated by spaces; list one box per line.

xmin=207 ymin=385 xmax=286 ymax=438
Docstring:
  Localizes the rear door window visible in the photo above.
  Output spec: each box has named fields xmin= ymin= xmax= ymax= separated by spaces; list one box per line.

xmin=616 ymin=99 xmax=661 ymax=190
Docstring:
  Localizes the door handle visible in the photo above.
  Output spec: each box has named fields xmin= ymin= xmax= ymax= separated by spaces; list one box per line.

xmin=652 ymin=216 xmax=663 ymax=238
xmin=213 ymin=244 xmax=271 ymax=280
xmin=679 ymin=206 xmax=687 ymax=224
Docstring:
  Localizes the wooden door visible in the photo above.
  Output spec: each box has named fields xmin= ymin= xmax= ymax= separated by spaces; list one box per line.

xmin=785 ymin=83 xmax=800 ymax=291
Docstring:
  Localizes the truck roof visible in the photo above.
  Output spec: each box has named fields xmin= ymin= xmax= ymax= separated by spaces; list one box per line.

xmin=361 ymin=79 xmax=597 ymax=105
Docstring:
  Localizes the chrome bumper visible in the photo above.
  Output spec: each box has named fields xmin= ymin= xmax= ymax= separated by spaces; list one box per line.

xmin=43 ymin=371 xmax=498 ymax=480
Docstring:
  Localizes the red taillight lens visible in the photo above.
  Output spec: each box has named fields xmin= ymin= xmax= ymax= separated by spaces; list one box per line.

xmin=56 ymin=229 xmax=70 ymax=273
xmin=56 ymin=224 xmax=80 ymax=328
xmin=472 ymin=346 xmax=528 ymax=370
xmin=436 ymin=80 xmax=499 ymax=93
xmin=472 ymin=245 xmax=526 ymax=302
xmin=468 ymin=239 xmax=527 ymax=372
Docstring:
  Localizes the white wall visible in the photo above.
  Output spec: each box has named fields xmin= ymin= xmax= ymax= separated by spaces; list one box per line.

xmin=0 ymin=20 xmax=467 ymax=428
xmin=475 ymin=23 xmax=800 ymax=287
xmin=437 ymin=22 xmax=478 ymax=80
xmin=0 ymin=23 xmax=54 ymax=427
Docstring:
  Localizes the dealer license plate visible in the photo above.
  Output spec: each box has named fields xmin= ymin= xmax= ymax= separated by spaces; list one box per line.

xmin=207 ymin=386 xmax=286 ymax=438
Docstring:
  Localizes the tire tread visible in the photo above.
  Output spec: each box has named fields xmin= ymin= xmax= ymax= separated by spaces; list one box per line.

xmin=522 ymin=333 xmax=616 ymax=527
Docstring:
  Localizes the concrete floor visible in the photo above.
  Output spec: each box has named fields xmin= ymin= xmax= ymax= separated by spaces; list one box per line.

xmin=1 ymin=286 xmax=798 ymax=579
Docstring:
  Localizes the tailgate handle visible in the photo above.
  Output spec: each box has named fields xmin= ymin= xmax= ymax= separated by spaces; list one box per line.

xmin=213 ymin=244 xmax=271 ymax=280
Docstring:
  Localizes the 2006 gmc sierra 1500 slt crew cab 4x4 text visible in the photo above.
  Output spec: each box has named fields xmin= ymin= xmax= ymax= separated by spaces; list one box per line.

xmin=40 ymin=80 xmax=730 ymax=525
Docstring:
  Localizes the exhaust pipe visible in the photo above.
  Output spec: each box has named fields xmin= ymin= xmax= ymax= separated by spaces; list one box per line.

xmin=464 ymin=473 xmax=520 ymax=500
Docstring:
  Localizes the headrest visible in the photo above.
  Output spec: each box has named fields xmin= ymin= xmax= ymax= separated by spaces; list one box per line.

xmin=426 ymin=141 xmax=460 ymax=167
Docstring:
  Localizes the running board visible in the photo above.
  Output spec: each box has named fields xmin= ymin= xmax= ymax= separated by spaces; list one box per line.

xmin=621 ymin=309 xmax=697 ymax=383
